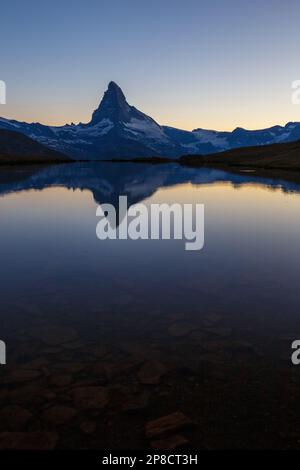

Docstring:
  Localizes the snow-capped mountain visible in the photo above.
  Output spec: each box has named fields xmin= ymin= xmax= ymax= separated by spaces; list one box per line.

xmin=0 ymin=81 xmax=300 ymax=160
xmin=0 ymin=82 xmax=178 ymax=159
xmin=164 ymin=122 xmax=300 ymax=155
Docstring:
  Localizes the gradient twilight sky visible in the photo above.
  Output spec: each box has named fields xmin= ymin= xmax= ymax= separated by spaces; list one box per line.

xmin=1 ymin=0 xmax=300 ymax=131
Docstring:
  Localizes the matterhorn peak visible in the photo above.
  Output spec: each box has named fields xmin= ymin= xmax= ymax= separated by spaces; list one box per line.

xmin=90 ymin=81 xmax=132 ymax=125
xmin=106 ymin=81 xmax=127 ymax=101
xmin=107 ymin=80 xmax=123 ymax=91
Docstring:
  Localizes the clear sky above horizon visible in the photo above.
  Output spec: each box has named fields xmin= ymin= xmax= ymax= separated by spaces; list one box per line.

xmin=1 ymin=0 xmax=300 ymax=131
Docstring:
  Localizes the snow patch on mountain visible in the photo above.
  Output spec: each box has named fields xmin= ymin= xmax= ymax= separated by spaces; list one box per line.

xmin=192 ymin=129 xmax=229 ymax=149
xmin=124 ymin=118 xmax=168 ymax=141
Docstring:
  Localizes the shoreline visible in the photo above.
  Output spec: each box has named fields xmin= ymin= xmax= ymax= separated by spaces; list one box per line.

xmin=2 ymin=155 xmax=300 ymax=187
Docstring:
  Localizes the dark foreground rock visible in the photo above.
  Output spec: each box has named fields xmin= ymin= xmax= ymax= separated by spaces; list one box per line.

xmin=151 ymin=434 xmax=189 ymax=450
xmin=146 ymin=412 xmax=192 ymax=439
xmin=0 ymin=405 xmax=31 ymax=431
xmin=138 ymin=360 xmax=166 ymax=385
xmin=72 ymin=386 xmax=109 ymax=410
xmin=80 ymin=421 xmax=97 ymax=435
xmin=0 ymin=432 xmax=58 ymax=449
xmin=42 ymin=406 xmax=77 ymax=426
xmin=1 ymin=368 xmax=41 ymax=384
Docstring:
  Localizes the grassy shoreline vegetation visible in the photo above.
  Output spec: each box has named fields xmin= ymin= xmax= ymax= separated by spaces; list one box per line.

xmin=0 ymin=130 xmax=71 ymax=165
xmin=180 ymin=139 xmax=300 ymax=172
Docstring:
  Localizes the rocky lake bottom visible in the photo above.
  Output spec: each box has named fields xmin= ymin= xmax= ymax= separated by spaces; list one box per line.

xmin=0 ymin=163 xmax=300 ymax=449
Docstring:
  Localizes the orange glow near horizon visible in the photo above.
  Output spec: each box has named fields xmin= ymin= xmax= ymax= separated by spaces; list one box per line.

xmin=2 ymin=105 xmax=299 ymax=133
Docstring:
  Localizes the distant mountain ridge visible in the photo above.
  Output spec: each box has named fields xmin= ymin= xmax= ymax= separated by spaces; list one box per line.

xmin=1 ymin=81 xmax=300 ymax=160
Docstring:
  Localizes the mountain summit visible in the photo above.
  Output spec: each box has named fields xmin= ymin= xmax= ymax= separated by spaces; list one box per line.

xmin=91 ymin=81 xmax=132 ymax=124
xmin=0 ymin=82 xmax=300 ymax=160
xmin=86 ymin=81 xmax=178 ymax=158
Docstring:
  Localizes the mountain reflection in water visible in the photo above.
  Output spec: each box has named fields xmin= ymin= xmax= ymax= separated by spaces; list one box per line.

xmin=0 ymin=162 xmax=300 ymax=207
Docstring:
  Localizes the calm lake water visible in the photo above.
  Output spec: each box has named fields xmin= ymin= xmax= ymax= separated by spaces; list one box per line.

xmin=0 ymin=162 xmax=300 ymax=449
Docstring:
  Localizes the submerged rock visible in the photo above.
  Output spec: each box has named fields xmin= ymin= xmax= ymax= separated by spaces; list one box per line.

xmin=201 ymin=340 xmax=229 ymax=352
xmin=55 ymin=362 xmax=86 ymax=373
xmin=42 ymin=406 xmax=77 ymax=426
xmin=146 ymin=412 xmax=192 ymax=439
xmin=9 ymin=385 xmax=56 ymax=406
xmin=49 ymin=374 xmax=73 ymax=388
xmin=80 ymin=421 xmax=97 ymax=435
xmin=151 ymin=434 xmax=189 ymax=450
xmin=87 ymin=344 xmax=108 ymax=358
xmin=0 ymin=405 xmax=32 ymax=431
xmin=190 ymin=331 xmax=207 ymax=342
xmin=168 ymin=322 xmax=196 ymax=338
xmin=92 ymin=362 xmax=118 ymax=382
xmin=1 ymin=369 xmax=41 ymax=384
xmin=204 ymin=326 xmax=232 ymax=338
xmin=203 ymin=313 xmax=223 ymax=325
xmin=0 ymin=432 xmax=58 ymax=450
xmin=228 ymin=340 xmax=255 ymax=352
xmin=62 ymin=340 xmax=84 ymax=350
xmin=72 ymin=386 xmax=109 ymax=410
xmin=138 ymin=360 xmax=166 ymax=385
xmin=198 ymin=352 xmax=224 ymax=364
xmin=20 ymin=357 xmax=50 ymax=369
xmin=28 ymin=326 xmax=78 ymax=346
xmin=122 ymin=391 xmax=150 ymax=413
